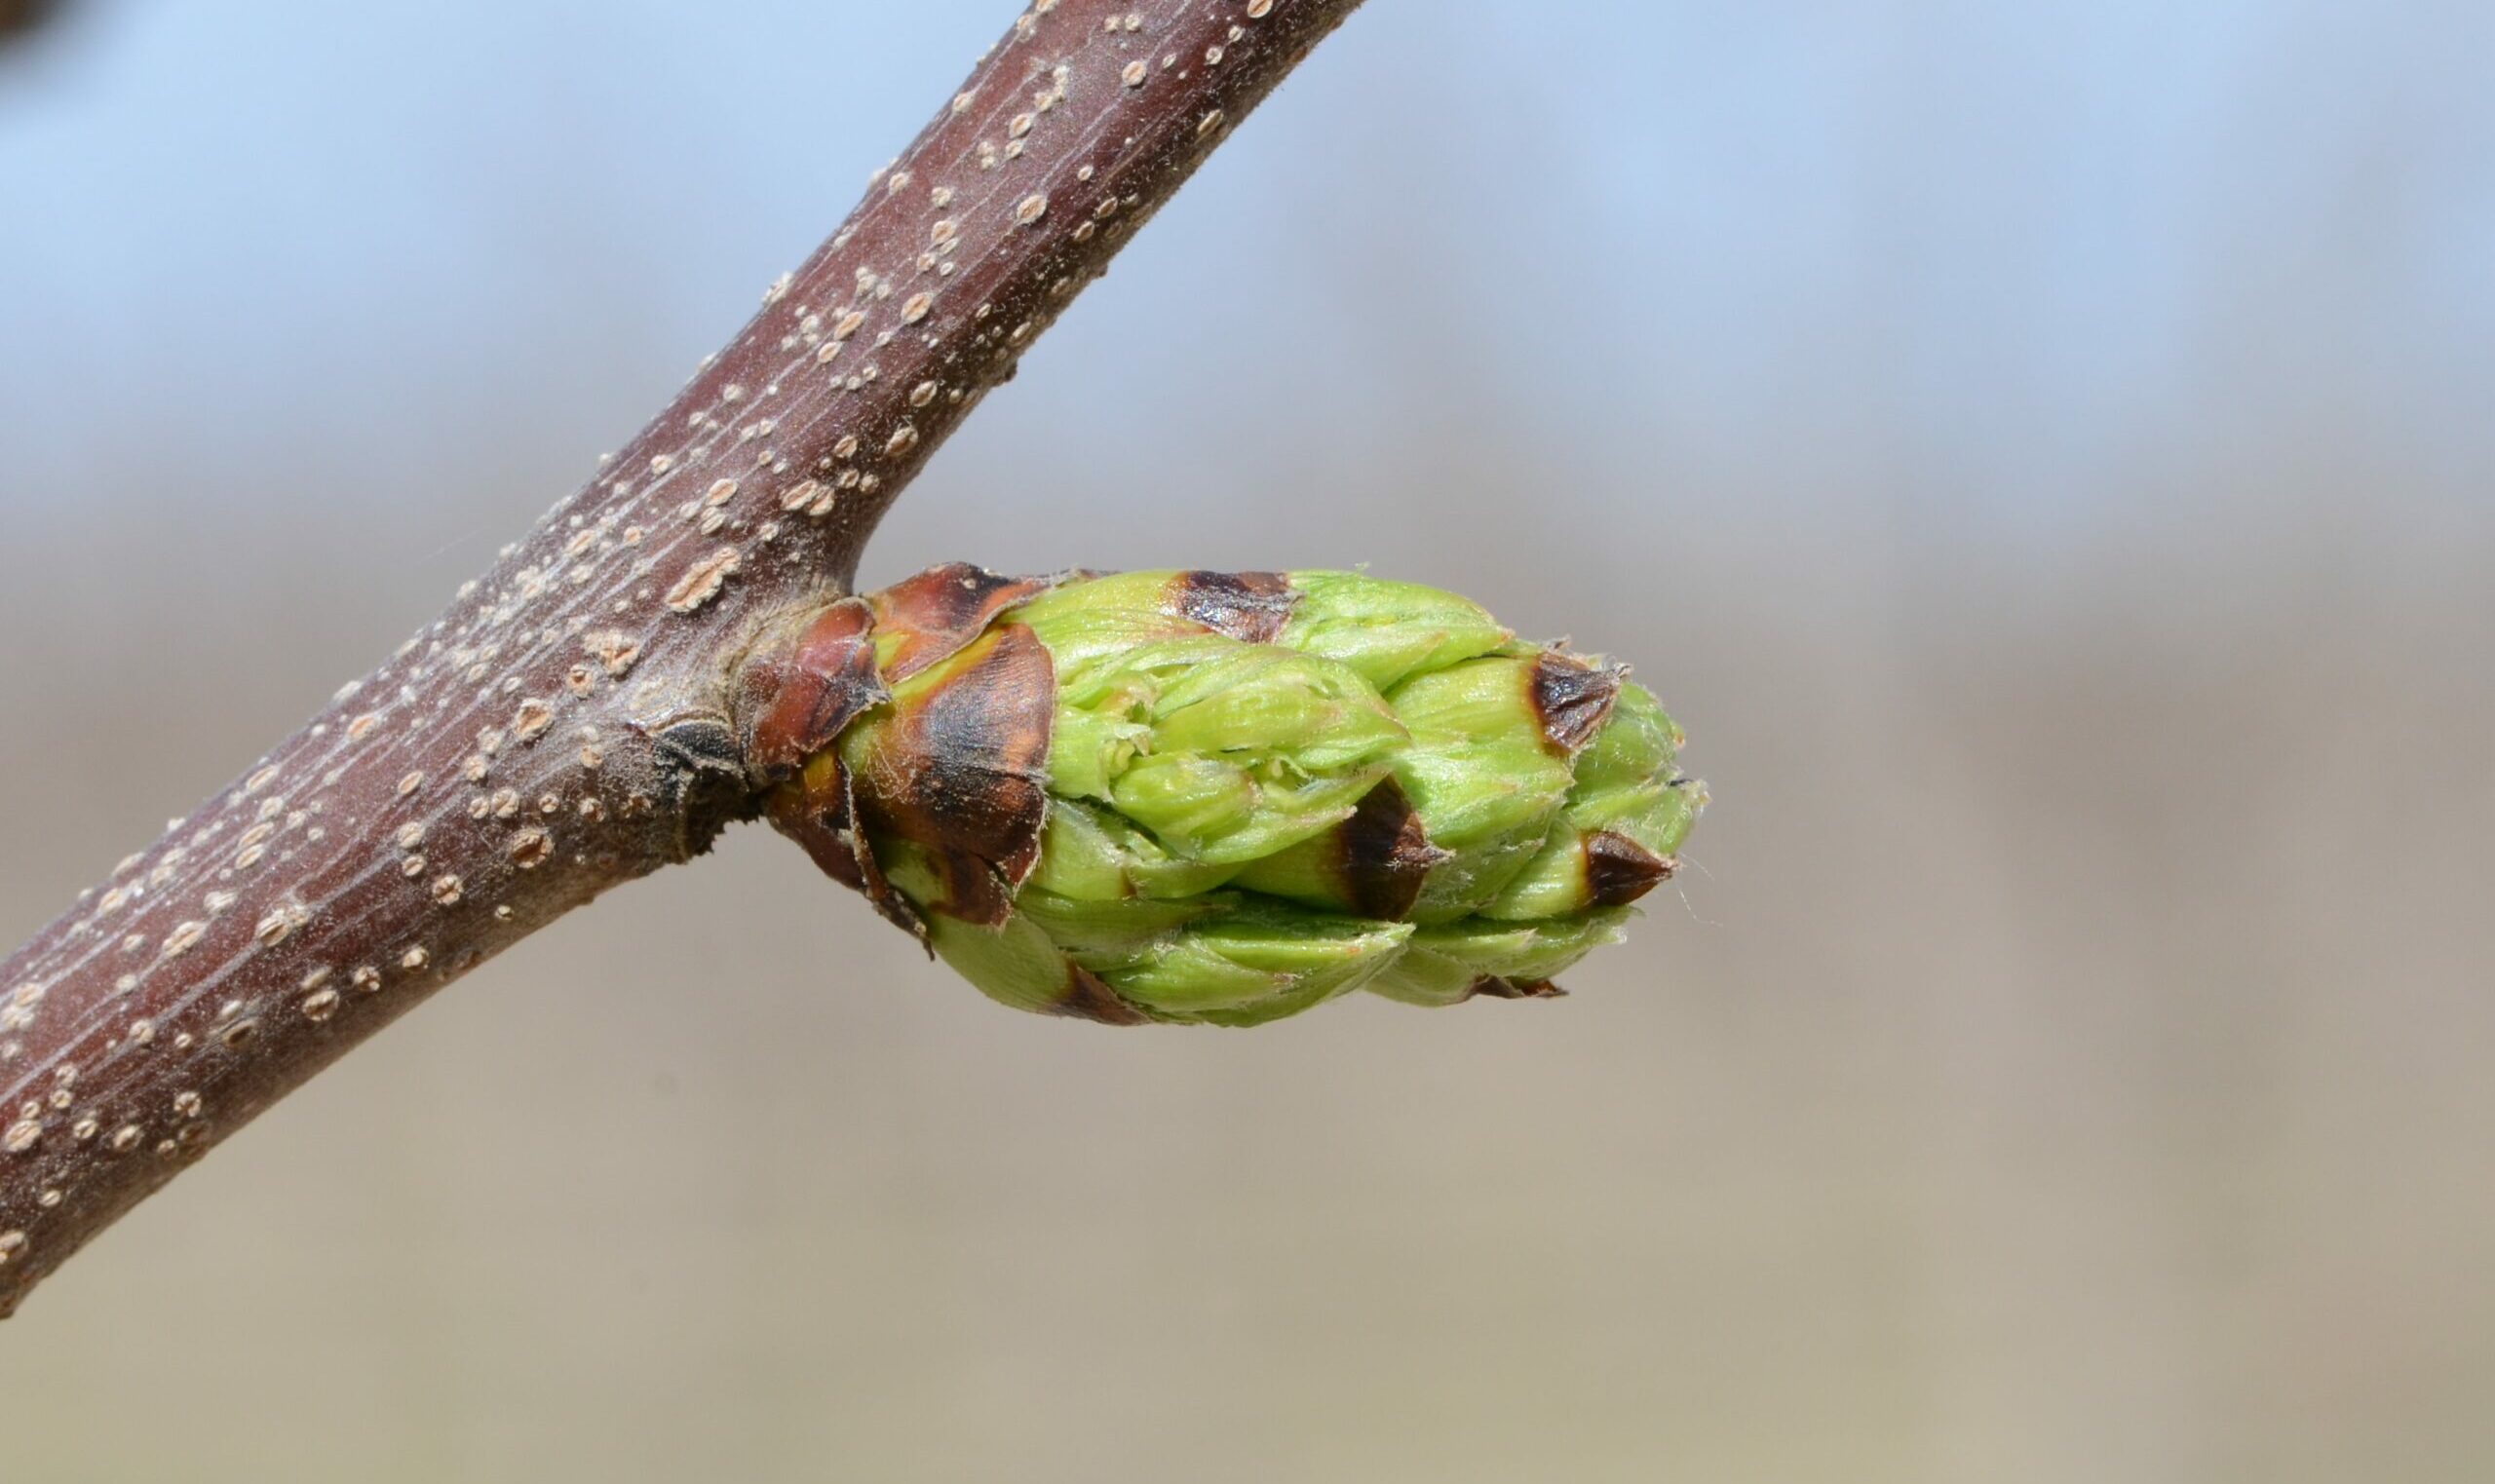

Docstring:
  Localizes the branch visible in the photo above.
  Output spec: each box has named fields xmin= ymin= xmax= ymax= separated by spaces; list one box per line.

xmin=0 ymin=0 xmax=1362 ymax=1315
xmin=0 ymin=0 xmax=67 ymax=47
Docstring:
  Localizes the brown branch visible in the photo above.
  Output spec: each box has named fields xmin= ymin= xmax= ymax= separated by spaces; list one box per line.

xmin=0 ymin=0 xmax=1362 ymax=1315
xmin=0 ymin=0 xmax=67 ymax=47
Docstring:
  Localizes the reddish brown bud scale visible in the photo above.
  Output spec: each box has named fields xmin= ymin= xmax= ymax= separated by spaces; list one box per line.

xmin=846 ymin=625 xmax=1056 ymax=927
xmin=867 ymin=563 xmax=1063 ymax=684
xmin=1470 ymin=977 xmax=1567 ymax=1001
xmin=1584 ymin=828 xmax=1676 ymax=908
xmin=1170 ymin=569 xmax=1298 ymax=643
xmin=1062 ymin=965 xmax=1155 ymax=1027
xmin=1332 ymin=779 xmax=1445 ymax=920
xmin=1528 ymin=652 xmax=1625 ymax=755
xmin=744 ymin=598 xmax=882 ymax=779
xmin=767 ymin=757 xmax=930 ymax=942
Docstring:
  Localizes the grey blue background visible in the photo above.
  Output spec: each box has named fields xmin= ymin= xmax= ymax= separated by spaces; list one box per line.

xmin=3 ymin=2 xmax=2491 ymax=1479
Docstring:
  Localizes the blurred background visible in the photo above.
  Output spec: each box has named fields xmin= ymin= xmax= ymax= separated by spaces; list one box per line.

xmin=3 ymin=1 xmax=2491 ymax=1479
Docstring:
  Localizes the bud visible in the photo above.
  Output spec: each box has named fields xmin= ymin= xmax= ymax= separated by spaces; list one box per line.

xmin=756 ymin=566 xmax=1702 ymax=1025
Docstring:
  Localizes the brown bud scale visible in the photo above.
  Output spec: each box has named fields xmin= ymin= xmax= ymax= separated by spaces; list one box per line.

xmin=1584 ymin=829 xmax=1674 ymax=908
xmin=868 ymin=563 xmax=1064 ymax=683
xmin=1528 ymin=651 xmax=1624 ymax=755
xmin=1169 ymin=569 xmax=1298 ymax=643
xmin=1334 ymin=778 xmax=1446 ymax=920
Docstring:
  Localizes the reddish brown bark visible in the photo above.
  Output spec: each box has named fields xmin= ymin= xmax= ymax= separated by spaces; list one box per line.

xmin=0 ymin=0 xmax=1363 ymax=1315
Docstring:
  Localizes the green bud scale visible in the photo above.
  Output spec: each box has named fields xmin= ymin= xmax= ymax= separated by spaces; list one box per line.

xmin=747 ymin=565 xmax=1703 ymax=1026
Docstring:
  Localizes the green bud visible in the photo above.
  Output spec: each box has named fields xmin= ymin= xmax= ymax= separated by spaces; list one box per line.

xmin=1018 ymin=580 xmax=1410 ymax=864
xmin=1378 ymin=655 xmax=1583 ymax=921
xmin=1480 ymin=685 xmax=1702 ymax=921
xmin=1097 ymin=642 xmax=1407 ymax=864
xmin=1363 ymin=911 xmax=1634 ymax=1008
xmin=766 ymin=566 xmax=1703 ymax=1026
xmin=888 ymin=851 xmax=1100 ymax=1018
xmin=1043 ymin=895 xmax=1414 ymax=1025
xmin=1023 ymin=798 xmax=1237 ymax=901
xmin=1271 ymin=569 xmax=1515 ymax=690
